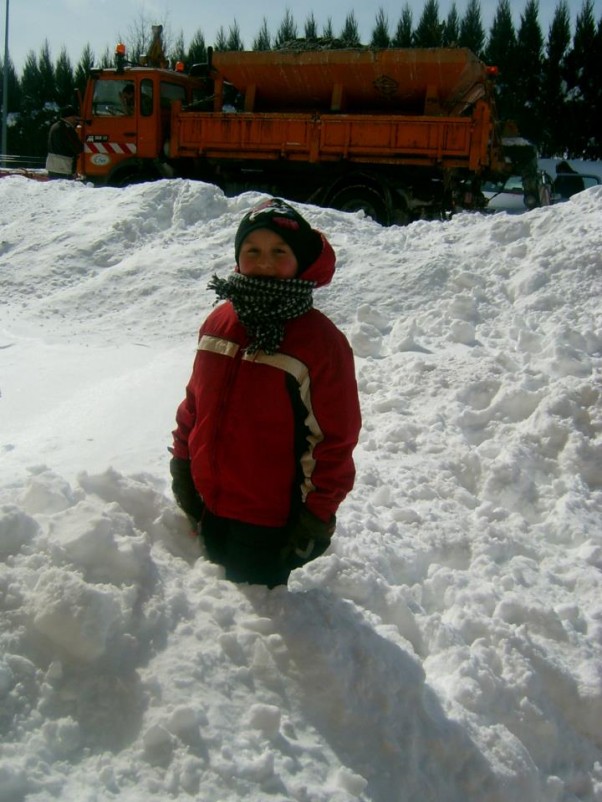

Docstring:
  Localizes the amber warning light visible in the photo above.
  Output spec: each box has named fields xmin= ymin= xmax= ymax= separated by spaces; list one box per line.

xmin=486 ymin=65 xmax=499 ymax=77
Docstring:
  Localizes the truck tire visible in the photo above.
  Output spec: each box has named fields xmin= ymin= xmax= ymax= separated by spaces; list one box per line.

xmin=110 ymin=169 xmax=142 ymax=188
xmin=328 ymin=184 xmax=391 ymax=226
xmin=110 ymin=165 xmax=158 ymax=188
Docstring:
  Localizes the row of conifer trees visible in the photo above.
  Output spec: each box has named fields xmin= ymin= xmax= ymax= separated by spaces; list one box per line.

xmin=1 ymin=0 xmax=601 ymax=162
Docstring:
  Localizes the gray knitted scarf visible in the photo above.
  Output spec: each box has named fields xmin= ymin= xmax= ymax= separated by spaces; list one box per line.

xmin=208 ymin=273 xmax=316 ymax=354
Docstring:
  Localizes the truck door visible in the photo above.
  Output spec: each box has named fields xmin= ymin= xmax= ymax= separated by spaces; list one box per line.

xmin=136 ymin=78 xmax=158 ymax=158
xmin=82 ymin=78 xmax=138 ymax=183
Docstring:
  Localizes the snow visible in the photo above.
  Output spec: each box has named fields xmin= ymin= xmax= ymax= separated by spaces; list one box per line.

xmin=0 ymin=171 xmax=601 ymax=802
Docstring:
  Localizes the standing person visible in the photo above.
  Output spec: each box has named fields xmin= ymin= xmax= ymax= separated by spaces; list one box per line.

xmin=45 ymin=106 xmax=83 ymax=180
xmin=170 ymin=198 xmax=362 ymax=588
xmin=553 ymin=160 xmax=585 ymax=200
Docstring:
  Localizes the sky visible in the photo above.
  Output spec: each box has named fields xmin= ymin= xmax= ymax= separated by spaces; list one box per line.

xmin=3 ymin=0 xmax=601 ymax=74
xmin=0 ymin=163 xmax=601 ymax=800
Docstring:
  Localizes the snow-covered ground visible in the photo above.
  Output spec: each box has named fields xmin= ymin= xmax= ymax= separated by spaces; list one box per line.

xmin=0 ymin=174 xmax=601 ymax=802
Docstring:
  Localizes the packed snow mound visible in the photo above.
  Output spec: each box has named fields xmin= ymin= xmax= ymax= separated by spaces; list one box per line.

xmin=0 ymin=176 xmax=601 ymax=801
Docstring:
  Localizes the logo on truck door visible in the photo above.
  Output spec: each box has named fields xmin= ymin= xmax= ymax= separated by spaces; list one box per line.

xmin=90 ymin=153 xmax=110 ymax=166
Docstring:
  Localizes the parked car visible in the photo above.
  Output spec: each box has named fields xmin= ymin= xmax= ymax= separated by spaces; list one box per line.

xmin=551 ymin=172 xmax=601 ymax=201
xmin=482 ymin=171 xmax=553 ymax=213
xmin=483 ymin=170 xmax=600 ymax=214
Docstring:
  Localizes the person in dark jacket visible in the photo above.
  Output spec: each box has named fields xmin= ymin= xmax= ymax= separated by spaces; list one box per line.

xmin=553 ymin=160 xmax=585 ymax=200
xmin=46 ymin=106 xmax=83 ymax=180
xmin=171 ymin=198 xmax=362 ymax=587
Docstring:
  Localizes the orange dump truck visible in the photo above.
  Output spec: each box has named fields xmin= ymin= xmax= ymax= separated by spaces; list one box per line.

xmin=79 ymin=43 xmax=539 ymax=224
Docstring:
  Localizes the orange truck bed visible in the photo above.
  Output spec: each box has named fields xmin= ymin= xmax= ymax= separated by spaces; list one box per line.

xmin=170 ymin=101 xmax=496 ymax=172
xmin=210 ymin=47 xmax=489 ymax=115
xmin=170 ymin=47 xmax=501 ymax=173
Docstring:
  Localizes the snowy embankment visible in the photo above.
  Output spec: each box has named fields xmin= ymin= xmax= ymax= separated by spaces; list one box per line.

xmin=0 ymin=176 xmax=601 ymax=801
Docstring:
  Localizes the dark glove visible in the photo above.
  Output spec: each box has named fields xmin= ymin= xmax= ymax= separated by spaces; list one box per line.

xmin=170 ymin=458 xmax=204 ymax=524
xmin=282 ymin=507 xmax=336 ymax=568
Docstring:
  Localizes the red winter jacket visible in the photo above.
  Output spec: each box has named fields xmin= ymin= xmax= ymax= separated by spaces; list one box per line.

xmin=172 ymin=235 xmax=361 ymax=527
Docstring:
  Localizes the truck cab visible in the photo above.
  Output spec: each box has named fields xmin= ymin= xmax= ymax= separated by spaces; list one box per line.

xmin=79 ymin=66 xmax=202 ymax=186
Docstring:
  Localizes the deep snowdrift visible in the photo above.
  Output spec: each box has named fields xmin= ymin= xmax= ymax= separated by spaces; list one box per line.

xmin=0 ymin=175 xmax=601 ymax=801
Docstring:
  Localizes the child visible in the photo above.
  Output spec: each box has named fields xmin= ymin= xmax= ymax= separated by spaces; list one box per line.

xmin=170 ymin=198 xmax=361 ymax=587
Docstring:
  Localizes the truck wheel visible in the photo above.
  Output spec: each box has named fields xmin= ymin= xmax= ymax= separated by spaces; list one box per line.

xmin=391 ymin=204 xmax=411 ymax=226
xmin=111 ymin=167 xmax=157 ymax=188
xmin=110 ymin=170 xmax=141 ymax=188
xmin=329 ymin=185 xmax=390 ymax=226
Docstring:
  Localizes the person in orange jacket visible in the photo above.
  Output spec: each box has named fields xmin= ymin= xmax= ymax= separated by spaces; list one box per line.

xmin=171 ymin=198 xmax=361 ymax=587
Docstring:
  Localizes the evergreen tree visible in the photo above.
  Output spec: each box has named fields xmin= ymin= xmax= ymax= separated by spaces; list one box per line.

xmin=0 ymin=56 xmax=20 ymax=113
xmin=565 ymin=0 xmax=600 ymax=156
xmin=322 ymin=17 xmax=334 ymax=40
xmin=485 ymin=0 xmax=517 ymax=118
xmin=213 ymin=25 xmax=228 ymax=51
xmin=371 ymin=7 xmax=391 ymax=48
xmin=540 ymin=1 xmax=571 ymax=155
xmin=459 ymin=0 xmax=485 ymax=55
xmin=514 ymin=0 xmax=544 ymax=144
xmin=486 ymin=0 xmax=516 ymax=65
xmin=340 ymin=12 xmax=361 ymax=46
xmin=485 ymin=0 xmax=518 ymax=124
xmin=55 ymin=48 xmax=75 ymax=109
xmin=274 ymin=9 xmax=298 ymax=48
xmin=304 ymin=13 xmax=319 ymax=41
xmin=227 ymin=21 xmax=244 ymax=51
xmin=17 ymin=50 xmax=55 ymax=158
xmin=252 ymin=19 xmax=272 ymax=50
xmin=413 ymin=0 xmax=443 ymax=47
xmin=99 ymin=47 xmax=113 ymax=68
xmin=596 ymin=13 xmax=602 ymax=155
xmin=392 ymin=4 xmax=414 ymax=46
xmin=74 ymin=45 xmax=95 ymax=98
xmin=1 ymin=56 xmax=21 ymax=156
xmin=443 ymin=3 xmax=461 ymax=46
xmin=187 ymin=30 xmax=207 ymax=65
xmin=38 ymin=41 xmax=56 ymax=106
xmin=213 ymin=26 xmax=228 ymax=51
xmin=171 ymin=32 xmax=186 ymax=66
xmin=20 ymin=51 xmax=42 ymax=112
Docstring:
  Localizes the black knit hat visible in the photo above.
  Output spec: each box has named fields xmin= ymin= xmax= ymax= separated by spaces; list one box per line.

xmin=234 ymin=198 xmax=322 ymax=273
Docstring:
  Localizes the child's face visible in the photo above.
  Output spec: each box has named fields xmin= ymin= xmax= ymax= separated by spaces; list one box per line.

xmin=238 ymin=229 xmax=299 ymax=279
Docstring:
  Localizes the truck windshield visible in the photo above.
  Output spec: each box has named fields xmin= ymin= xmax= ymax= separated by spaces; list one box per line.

xmin=92 ymin=80 xmax=137 ymax=117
